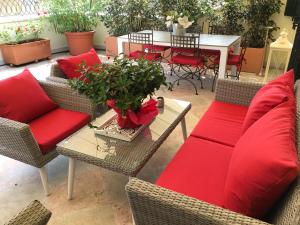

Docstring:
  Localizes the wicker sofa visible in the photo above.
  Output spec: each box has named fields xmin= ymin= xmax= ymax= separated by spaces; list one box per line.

xmin=126 ymin=79 xmax=300 ymax=225
xmin=5 ymin=200 xmax=51 ymax=225
xmin=0 ymin=80 xmax=96 ymax=195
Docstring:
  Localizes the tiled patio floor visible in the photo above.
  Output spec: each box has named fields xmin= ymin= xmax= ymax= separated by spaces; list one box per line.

xmin=0 ymin=51 xmax=282 ymax=225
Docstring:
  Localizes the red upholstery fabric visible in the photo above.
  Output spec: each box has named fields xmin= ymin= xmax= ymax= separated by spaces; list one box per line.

xmin=214 ymin=54 xmax=240 ymax=66
xmin=129 ymin=51 xmax=162 ymax=61
xmin=144 ymin=44 xmax=170 ymax=52
xmin=171 ymin=54 xmax=204 ymax=66
xmin=242 ymin=70 xmax=295 ymax=132
xmin=224 ymin=100 xmax=299 ymax=218
xmin=57 ymin=48 xmax=101 ymax=79
xmin=156 ymin=136 xmax=233 ymax=206
xmin=171 ymin=47 xmax=196 ymax=54
xmin=29 ymin=108 xmax=91 ymax=154
xmin=201 ymin=49 xmax=220 ymax=57
xmin=0 ymin=69 xmax=58 ymax=123
xmin=191 ymin=101 xmax=248 ymax=147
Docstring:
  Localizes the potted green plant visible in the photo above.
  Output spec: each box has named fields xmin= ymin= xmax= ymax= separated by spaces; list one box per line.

xmin=242 ymin=0 xmax=283 ymax=74
xmin=43 ymin=0 xmax=105 ymax=56
xmin=101 ymin=0 xmax=164 ymax=57
xmin=0 ymin=20 xmax=51 ymax=66
xmin=69 ymin=57 xmax=168 ymax=129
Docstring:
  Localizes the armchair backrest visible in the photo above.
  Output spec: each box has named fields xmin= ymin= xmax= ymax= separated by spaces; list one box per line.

xmin=267 ymin=80 xmax=300 ymax=224
xmin=50 ymin=64 xmax=67 ymax=79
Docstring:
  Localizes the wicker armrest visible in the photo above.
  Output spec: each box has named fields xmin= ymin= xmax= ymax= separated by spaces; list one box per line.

xmin=215 ymin=79 xmax=264 ymax=106
xmin=5 ymin=200 xmax=51 ymax=225
xmin=39 ymin=80 xmax=97 ymax=118
xmin=0 ymin=117 xmax=52 ymax=168
xmin=46 ymin=76 xmax=68 ymax=84
xmin=126 ymin=178 xmax=271 ymax=225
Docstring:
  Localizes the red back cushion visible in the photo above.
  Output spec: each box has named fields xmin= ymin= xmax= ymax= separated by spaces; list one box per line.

xmin=224 ymin=99 xmax=299 ymax=218
xmin=242 ymin=70 xmax=295 ymax=132
xmin=0 ymin=69 xmax=58 ymax=123
xmin=57 ymin=48 xmax=101 ymax=79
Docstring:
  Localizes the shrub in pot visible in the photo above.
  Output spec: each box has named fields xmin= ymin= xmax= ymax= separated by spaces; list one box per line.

xmin=44 ymin=0 xmax=105 ymax=56
xmin=69 ymin=57 xmax=169 ymax=129
xmin=242 ymin=0 xmax=283 ymax=75
xmin=0 ymin=20 xmax=51 ymax=66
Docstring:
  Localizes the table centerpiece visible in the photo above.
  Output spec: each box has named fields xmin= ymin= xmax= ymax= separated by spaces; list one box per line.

xmin=165 ymin=11 xmax=194 ymax=35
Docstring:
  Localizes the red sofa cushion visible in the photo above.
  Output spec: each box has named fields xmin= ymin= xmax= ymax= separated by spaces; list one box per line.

xmin=156 ymin=136 xmax=233 ymax=206
xmin=242 ymin=70 xmax=295 ymax=132
xmin=191 ymin=101 xmax=248 ymax=146
xmin=29 ymin=108 xmax=91 ymax=154
xmin=57 ymin=48 xmax=101 ymax=79
xmin=0 ymin=69 xmax=58 ymax=123
xmin=224 ymin=99 xmax=299 ymax=218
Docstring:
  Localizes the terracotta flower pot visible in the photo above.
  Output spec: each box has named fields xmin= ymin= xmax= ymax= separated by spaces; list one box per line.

xmin=1 ymin=39 xmax=51 ymax=66
xmin=65 ymin=31 xmax=95 ymax=56
xmin=105 ymin=36 xmax=144 ymax=57
xmin=242 ymin=47 xmax=265 ymax=75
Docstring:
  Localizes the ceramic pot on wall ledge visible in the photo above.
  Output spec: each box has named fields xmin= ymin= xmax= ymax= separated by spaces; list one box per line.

xmin=1 ymin=39 xmax=51 ymax=66
xmin=65 ymin=31 xmax=95 ymax=56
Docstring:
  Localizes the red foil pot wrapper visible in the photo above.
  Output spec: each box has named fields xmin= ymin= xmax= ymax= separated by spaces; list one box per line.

xmin=107 ymin=99 xmax=159 ymax=129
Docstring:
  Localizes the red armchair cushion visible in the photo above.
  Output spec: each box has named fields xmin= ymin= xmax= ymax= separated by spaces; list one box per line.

xmin=57 ymin=48 xmax=101 ymax=79
xmin=156 ymin=136 xmax=233 ymax=206
xmin=29 ymin=108 xmax=91 ymax=154
xmin=224 ymin=100 xmax=299 ymax=218
xmin=242 ymin=70 xmax=295 ymax=132
xmin=191 ymin=101 xmax=248 ymax=146
xmin=0 ymin=69 xmax=58 ymax=123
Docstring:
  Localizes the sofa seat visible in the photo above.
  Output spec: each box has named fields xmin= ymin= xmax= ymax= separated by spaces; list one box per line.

xmin=29 ymin=108 xmax=91 ymax=154
xmin=156 ymin=136 xmax=233 ymax=206
xmin=191 ymin=101 xmax=248 ymax=147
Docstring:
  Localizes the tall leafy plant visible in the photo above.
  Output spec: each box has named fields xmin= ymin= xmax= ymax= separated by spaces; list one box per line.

xmin=43 ymin=0 xmax=105 ymax=34
xmin=244 ymin=0 xmax=283 ymax=48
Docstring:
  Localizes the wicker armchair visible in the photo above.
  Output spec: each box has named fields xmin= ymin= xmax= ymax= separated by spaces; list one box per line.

xmin=0 ymin=80 xmax=97 ymax=196
xmin=126 ymin=79 xmax=300 ymax=225
xmin=5 ymin=200 xmax=51 ymax=225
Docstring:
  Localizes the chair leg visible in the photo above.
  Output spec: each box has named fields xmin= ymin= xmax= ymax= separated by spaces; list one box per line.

xmin=39 ymin=167 xmax=50 ymax=196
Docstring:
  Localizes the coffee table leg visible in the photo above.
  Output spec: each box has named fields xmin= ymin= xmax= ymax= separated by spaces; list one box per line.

xmin=181 ymin=117 xmax=187 ymax=141
xmin=68 ymin=157 xmax=76 ymax=200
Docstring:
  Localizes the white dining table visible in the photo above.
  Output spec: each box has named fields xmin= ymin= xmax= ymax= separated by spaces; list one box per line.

xmin=117 ymin=30 xmax=242 ymax=79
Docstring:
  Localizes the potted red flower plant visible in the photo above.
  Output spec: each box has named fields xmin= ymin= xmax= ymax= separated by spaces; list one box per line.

xmin=69 ymin=56 xmax=168 ymax=129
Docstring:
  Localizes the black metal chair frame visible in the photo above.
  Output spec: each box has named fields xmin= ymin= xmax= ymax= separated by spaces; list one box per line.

xmin=211 ymin=47 xmax=247 ymax=92
xmin=128 ymin=31 xmax=162 ymax=63
xmin=170 ymin=34 xmax=206 ymax=95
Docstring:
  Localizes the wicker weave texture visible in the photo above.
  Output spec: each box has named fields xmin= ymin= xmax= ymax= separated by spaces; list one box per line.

xmin=5 ymin=200 xmax=51 ymax=225
xmin=50 ymin=63 xmax=67 ymax=79
xmin=215 ymin=79 xmax=263 ymax=106
xmin=39 ymin=80 xmax=97 ymax=119
xmin=126 ymin=80 xmax=300 ymax=225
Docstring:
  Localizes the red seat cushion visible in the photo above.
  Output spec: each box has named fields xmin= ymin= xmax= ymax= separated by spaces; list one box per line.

xmin=242 ymin=70 xmax=295 ymax=132
xmin=191 ymin=101 xmax=249 ymax=147
xmin=214 ymin=54 xmax=240 ymax=66
xmin=0 ymin=69 xmax=58 ymax=123
xmin=29 ymin=108 xmax=91 ymax=154
xmin=171 ymin=47 xmax=196 ymax=54
xmin=129 ymin=51 xmax=162 ymax=61
xmin=57 ymin=48 xmax=101 ymax=79
xmin=171 ymin=54 xmax=204 ymax=66
xmin=156 ymin=136 xmax=233 ymax=206
xmin=201 ymin=49 xmax=220 ymax=57
xmin=144 ymin=44 xmax=170 ymax=52
xmin=224 ymin=99 xmax=299 ymax=218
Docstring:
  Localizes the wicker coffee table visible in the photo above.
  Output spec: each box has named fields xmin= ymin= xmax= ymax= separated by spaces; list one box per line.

xmin=57 ymin=98 xmax=191 ymax=199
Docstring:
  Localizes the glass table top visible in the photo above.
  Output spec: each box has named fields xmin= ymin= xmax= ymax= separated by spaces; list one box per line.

xmin=57 ymin=98 xmax=191 ymax=176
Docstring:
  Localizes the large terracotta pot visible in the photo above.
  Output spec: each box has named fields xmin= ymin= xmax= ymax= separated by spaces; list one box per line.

xmin=242 ymin=47 xmax=265 ymax=75
xmin=65 ymin=31 xmax=95 ymax=56
xmin=1 ymin=39 xmax=51 ymax=66
xmin=105 ymin=36 xmax=144 ymax=57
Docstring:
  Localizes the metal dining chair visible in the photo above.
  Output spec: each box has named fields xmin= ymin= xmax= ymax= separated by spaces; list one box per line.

xmin=128 ymin=31 xmax=162 ymax=62
xmin=169 ymin=34 xmax=206 ymax=95
xmin=211 ymin=47 xmax=247 ymax=92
